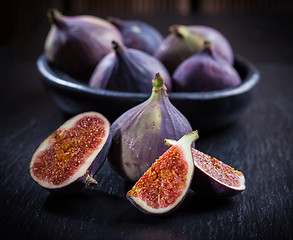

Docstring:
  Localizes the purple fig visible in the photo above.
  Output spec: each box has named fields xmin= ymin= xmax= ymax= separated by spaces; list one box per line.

xmin=172 ymin=42 xmax=241 ymax=92
xmin=154 ymin=25 xmax=204 ymax=75
xmin=154 ymin=25 xmax=233 ymax=74
xmin=108 ymin=17 xmax=163 ymax=55
xmin=127 ymin=131 xmax=199 ymax=215
xmin=89 ymin=41 xmax=172 ymax=93
xmin=44 ymin=9 xmax=123 ymax=81
xmin=29 ymin=112 xmax=112 ymax=194
xmin=108 ymin=73 xmax=193 ymax=182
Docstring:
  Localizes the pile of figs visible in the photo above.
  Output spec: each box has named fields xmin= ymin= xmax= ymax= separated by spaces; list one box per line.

xmin=31 ymin=9 xmax=247 ymax=215
xmin=45 ymin=9 xmax=241 ymax=92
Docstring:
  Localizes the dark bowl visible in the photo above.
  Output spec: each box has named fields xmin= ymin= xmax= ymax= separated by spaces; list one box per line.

xmin=37 ymin=54 xmax=260 ymax=132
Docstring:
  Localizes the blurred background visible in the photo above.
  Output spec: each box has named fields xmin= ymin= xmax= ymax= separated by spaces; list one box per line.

xmin=1 ymin=0 xmax=293 ymax=46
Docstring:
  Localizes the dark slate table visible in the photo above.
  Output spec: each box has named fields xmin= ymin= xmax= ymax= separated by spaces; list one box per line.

xmin=0 ymin=13 xmax=292 ymax=240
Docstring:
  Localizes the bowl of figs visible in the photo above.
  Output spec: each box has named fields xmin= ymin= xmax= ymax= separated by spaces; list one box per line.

xmin=37 ymin=9 xmax=260 ymax=132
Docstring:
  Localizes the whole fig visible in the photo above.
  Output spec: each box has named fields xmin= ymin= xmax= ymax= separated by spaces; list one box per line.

xmin=172 ymin=42 xmax=241 ymax=92
xmin=44 ymin=9 xmax=123 ymax=81
xmin=108 ymin=73 xmax=193 ymax=182
xmin=154 ymin=25 xmax=233 ymax=74
xmin=89 ymin=41 xmax=172 ymax=93
xmin=154 ymin=25 xmax=204 ymax=75
xmin=108 ymin=17 xmax=163 ymax=55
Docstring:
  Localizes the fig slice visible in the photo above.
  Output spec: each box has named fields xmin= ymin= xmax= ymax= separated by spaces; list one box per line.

xmin=165 ymin=139 xmax=246 ymax=198
xmin=29 ymin=111 xmax=111 ymax=194
xmin=126 ymin=131 xmax=199 ymax=215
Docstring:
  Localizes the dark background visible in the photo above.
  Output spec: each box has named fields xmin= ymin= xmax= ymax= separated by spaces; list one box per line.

xmin=1 ymin=1 xmax=293 ymax=240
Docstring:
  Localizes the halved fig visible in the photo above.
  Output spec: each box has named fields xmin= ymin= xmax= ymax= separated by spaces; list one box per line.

xmin=166 ymin=139 xmax=245 ymax=198
xmin=29 ymin=111 xmax=111 ymax=194
xmin=126 ymin=131 xmax=199 ymax=215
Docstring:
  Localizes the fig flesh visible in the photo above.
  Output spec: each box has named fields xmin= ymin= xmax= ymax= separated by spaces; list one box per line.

xmin=29 ymin=112 xmax=111 ymax=194
xmin=172 ymin=42 xmax=241 ymax=92
xmin=89 ymin=41 xmax=172 ymax=93
xmin=127 ymin=131 xmax=199 ymax=215
xmin=44 ymin=9 xmax=123 ymax=81
xmin=165 ymin=139 xmax=245 ymax=198
xmin=108 ymin=73 xmax=192 ymax=182
xmin=108 ymin=17 xmax=163 ymax=55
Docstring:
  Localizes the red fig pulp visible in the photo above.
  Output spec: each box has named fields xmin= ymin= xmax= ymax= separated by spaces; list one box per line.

xmin=89 ymin=41 xmax=172 ymax=93
xmin=44 ymin=9 xmax=123 ymax=81
xmin=172 ymin=42 xmax=241 ymax=92
xmin=127 ymin=131 xmax=198 ymax=215
xmin=108 ymin=73 xmax=192 ymax=182
xmin=108 ymin=17 xmax=163 ymax=55
xmin=29 ymin=112 xmax=111 ymax=194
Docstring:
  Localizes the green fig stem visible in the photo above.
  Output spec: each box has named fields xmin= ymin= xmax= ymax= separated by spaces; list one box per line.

xmin=169 ymin=25 xmax=190 ymax=39
xmin=149 ymin=73 xmax=168 ymax=100
xmin=47 ymin=8 xmax=66 ymax=29
xmin=85 ymin=174 xmax=98 ymax=187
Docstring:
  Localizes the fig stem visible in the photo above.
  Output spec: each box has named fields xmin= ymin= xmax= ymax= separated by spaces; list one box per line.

xmin=153 ymin=73 xmax=165 ymax=88
xmin=112 ymin=40 xmax=122 ymax=52
xmin=85 ymin=174 xmax=98 ymax=187
xmin=169 ymin=25 xmax=189 ymax=39
xmin=47 ymin=8 xmax=66 ymax=29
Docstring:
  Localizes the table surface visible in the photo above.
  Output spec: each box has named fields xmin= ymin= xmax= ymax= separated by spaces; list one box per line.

xmin=0 ymin=13 xmax=292 ymax=240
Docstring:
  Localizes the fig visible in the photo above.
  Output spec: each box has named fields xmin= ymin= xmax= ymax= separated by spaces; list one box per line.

xmin=172 ymin=42 xmax=241 ymax=92
xmin=89 ymin=41 xmax=172 ymax=93
xmin=191 ymin=148 xmax=245 ymax=198
xmin=108 ymin=17 xmax=163 ymax=55
xmin=29 ymin=112 xmax=111 ymax=194
xmin=154 ymin=25 xmax=233 ymax=74
xmin=165 ymin=139 xmax=246 ymax=198
xmin=154 ymin=25 xmax=204 ymax=75
xmin=108 ymin=73 xmax=192 ymax=182
xmin=127 ymin=131 xmax=199 ymax=215
xmin=44 ymin=9 xmax=123 ymax=81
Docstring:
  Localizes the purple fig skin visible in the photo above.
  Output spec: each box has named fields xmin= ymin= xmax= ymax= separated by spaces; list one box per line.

xmin=191 ymin=149 xmax=245 ymax=198
xmin=45 ymin=9 xmax=123 ymax=81
xmin=172 ymin=43 xmax=241 ymax=92
xmin=89 ymin=41 xmax=172 ymax=93
xmin=188 ymin=25 xmax=234 ymax=65
xmin=29 ymin=112 xmax=112 ymax=195
xmin=107 ymin=73 xmax=193 ymax=182
xmin=154 ymin=25 xmax=234 ymax=75
xmin=108 ymin=17 xmax=163 ymax=55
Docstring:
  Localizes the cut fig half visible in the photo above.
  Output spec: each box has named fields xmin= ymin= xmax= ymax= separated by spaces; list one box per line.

xmin=29 ymin=111 xmax=111 ymax=194
xmin=165 ymin=139 xmax=245 ymax=198
xmin=126 ymin=131 xmax=199 ymax=215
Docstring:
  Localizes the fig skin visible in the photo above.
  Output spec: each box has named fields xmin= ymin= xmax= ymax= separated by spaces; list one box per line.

xmin=108 ymin=17 xmax=163 ymax=55
xmin=127 ymin=131 xmax=199 ymax=215
xmin=29 ymin=112 xmax=112 ymax=195
xmin=44 ymin=9 xmax=123 ymax=81
xmin=107 ymin=73 xmax=193 ymax=182
xmin=154 ymin=25 xmax=233 ymax=74
xmin=89 ymin=41 xmax=172 ymax=93
xmin=172 ymin=42 xmax=241 ymax=92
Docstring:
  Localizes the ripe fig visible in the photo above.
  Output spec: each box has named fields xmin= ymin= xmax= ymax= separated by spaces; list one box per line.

xmin=127 ymin=131 xmax=199 ymax=215
xmin=154 ymin=25 xmax=233 ymax=74
xmin=29 ymin=112 xmax=111 ymax=194
xmin=188 ymin=25 xmax=234 ymax=65
xmin=89 ymin=41 xmax=172 ymax=93
xmin=44 ymin=9 xmax=123 ymax=81
xmin=165 ymin=139 xmax=245 ymax=198
xmin=154 ymin=25 xmax=204 ymax=75
xmin=172 ymin=42 xmax=241 ymax=92
xmin=108 ymin=17 xmax=163 ymax=55
xmin=108 ymin=73 xmax=192 ymax=182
